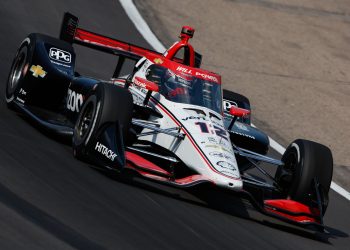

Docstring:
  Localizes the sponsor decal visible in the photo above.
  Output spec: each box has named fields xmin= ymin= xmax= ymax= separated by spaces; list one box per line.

xmin=232 ymin=131 xmax=255 ymax=139
xmin=177 ymin=75 xmax=191 ymax=85
xmin=134 ymin=77 xmax=148 ymax=89
xmin=235 ymin=123 xmax=249 ymax=132
xmin=207 ymin=137 xmax=229 ymax=146
xmin=50 ymin=60 xmax=71 ymax=68
xmin=30 ymin=65 xmax=47 ymax=78
xmin=154 ymin=58 xmax=163 ymax=64
xmin=195 ymin=72 xmax=218 ymax=83
xmin=16 ymin=97 xmax=25 ymax=103
xmin=217 ymin=161 xmax=237 ymax=171
xmin=208 ymin=137 xmax=217 ymax=144
xmin=220 ymin=170 xmax=239 ymax=178
xmin=132 ymin=94 xmax=145 ymax=106
xmin=132 ymin=82 xmax=148 ymax=94
xmin=209 ymin=151 xmax=233 ymax=160
xmin=182 ymin=116 xmax=207 ymax=121
xmin=19 ymin=88 xmax=27 ymax=96
xmin=205 ymin=144 xmax=232 ymax=153
xmin=176 ymin=66 xmax=192 ymax=74
xmin=175 ymin=66 xmax=219 ymax=83
xmin=223 ymin=99 xmax=238 ymax=112
xmin=66 ymin=89 xmax=83 ymax=112
xmin=95 ymin=142 xmax=117 ymax=161
xmin=49 ymin=47 xmax=71 ymax=63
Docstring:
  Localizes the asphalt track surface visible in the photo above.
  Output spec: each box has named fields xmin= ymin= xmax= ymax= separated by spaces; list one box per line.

xmin=0 ymin=1 xmax=349 ymax=249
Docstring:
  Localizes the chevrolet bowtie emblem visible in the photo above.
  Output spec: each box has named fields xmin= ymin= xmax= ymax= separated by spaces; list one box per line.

xmin=30 ymin=65 xmax=47 ymax=78
xmin=154 ymin=58 xmax=163 ymax=64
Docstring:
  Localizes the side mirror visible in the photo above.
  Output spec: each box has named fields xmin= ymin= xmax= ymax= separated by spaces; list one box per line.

xmin=229 ymin=106 xmax=250 ymax=117
xmin=228 ymin=106 xmax=250 ymax=130
xmin=134 ymin=76 xmax=159 ymax=92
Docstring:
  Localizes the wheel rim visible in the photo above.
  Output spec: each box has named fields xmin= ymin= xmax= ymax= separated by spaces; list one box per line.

xmin=7 ymin=47 xmax=28 ymax=98
xmin=76 ymin=102 xmax=94 ymax=140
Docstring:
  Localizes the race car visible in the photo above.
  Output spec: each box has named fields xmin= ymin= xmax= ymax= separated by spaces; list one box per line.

xmin=5 ymin=13 xmax=333 ymax=231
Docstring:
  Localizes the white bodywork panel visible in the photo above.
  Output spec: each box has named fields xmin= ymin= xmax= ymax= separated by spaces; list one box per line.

xmin=115 ymin=58 xmax=243 ymax=191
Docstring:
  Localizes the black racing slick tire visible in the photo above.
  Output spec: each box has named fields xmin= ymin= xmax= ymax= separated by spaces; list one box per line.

xmin=5 ymin=38 xmax=32 ymax=108
xmin=223 ymin=89 xmax=251 ymax=124
xmin=72 ymin=82 xmax=133 ymax=160
xmin=275 ymin=139 xmax=333 ymax=214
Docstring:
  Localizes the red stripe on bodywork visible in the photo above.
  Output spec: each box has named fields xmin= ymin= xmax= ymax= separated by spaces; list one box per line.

xmin=75 ymin=28 xmax=161 ymax=58
xmin=126 ymin=162 xmax=213 ymax=186
xmin=126 ymin=151 xmax=171 ymax=177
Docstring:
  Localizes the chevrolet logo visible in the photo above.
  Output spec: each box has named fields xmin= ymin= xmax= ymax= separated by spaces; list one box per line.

xmin=154 ymin=58 xmax=163 ymax=64
xmin=30 ymin=65 xmax=47 ymax=78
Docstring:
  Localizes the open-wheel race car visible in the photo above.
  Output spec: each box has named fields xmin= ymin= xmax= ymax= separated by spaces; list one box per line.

xmin=5 ymin=13 xmax=333 ymax=231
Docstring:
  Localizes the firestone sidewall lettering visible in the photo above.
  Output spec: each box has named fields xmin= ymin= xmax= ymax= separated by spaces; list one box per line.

xmin=66 ymin=89 xmax=83 ymax=112
xmin=95 ymin=142 xmax=117 ymax=161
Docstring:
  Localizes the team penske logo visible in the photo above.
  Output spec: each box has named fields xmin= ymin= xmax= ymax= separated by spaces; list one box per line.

xmin=95 ymin=142 xmax=117 ymax=161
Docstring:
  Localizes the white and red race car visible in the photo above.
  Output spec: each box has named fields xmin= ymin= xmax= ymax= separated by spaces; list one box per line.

xmin=6 ymin=13 xmax=333 ymax=231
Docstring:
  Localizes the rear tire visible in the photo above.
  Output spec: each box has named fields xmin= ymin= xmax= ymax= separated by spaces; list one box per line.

xmin=275 ymin=139 xmax=333 ymax=214
xmin=72 ymin=83 xmax=133 ymax=160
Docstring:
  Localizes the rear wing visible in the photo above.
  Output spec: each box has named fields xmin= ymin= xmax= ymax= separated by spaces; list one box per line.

xmin=59 ymin=12 xmax=202 ymax=77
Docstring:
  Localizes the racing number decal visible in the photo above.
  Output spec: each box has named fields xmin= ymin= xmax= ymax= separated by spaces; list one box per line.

xmin=67 ymin=89 xmax=83 ymax=112
xmin=214 ymin=126 xmax=227 ymax=140
xmin=195 ymin=121 xmax=209 ymax=133
xmin=195 ymin=122 xmax=228 ymax=140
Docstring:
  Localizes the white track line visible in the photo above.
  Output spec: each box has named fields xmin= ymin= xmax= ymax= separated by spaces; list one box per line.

xmin=119 ymin=0 xmax=350 ymax=201
xmin=119 ymin=0 xmax=166 ymax=53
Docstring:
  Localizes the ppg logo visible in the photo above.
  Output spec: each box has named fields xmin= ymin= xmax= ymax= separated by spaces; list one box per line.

xmin=49 ymin=48 xmax=71 ymax=63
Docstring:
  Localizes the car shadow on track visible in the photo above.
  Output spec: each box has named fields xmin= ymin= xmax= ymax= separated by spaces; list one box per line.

xmin=99 ymin=169 xmax=349 ymax=245
xmin=0 ymin=182 xmax=105 ymax=250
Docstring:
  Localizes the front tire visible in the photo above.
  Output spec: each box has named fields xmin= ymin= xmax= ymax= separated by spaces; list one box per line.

xmin=275 ymin=139 xmax=333 ymax=214
xmin=72 ymin=83 xmax=133 ymax=160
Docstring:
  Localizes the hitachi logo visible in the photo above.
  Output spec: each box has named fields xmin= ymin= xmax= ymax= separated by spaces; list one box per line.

xmin=95 ymin=142 xmax=117 ymax=161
